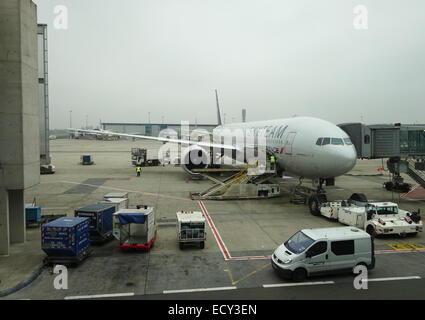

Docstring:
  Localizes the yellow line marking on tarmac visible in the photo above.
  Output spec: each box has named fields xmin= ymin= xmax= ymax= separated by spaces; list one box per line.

xmin=224 ymin=261 xmax=271 ymax=286
xmin=224 ymin=261 xmax=235 ymax=285
xmin=388 ymin=243 xmax=425 ymax=251
xmin=407 ymin=243 xmax=425 ymax=250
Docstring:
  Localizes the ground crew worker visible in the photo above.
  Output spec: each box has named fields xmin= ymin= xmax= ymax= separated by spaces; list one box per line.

xmin=270 ymin=155 xmax=275 ymax=170
xmin=136 ymin=166 xmax=141 ymax=177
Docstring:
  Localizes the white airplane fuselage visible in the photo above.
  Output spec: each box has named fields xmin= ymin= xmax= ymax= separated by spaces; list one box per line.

xmin=213 ymin=116 xmax=357 ymax=180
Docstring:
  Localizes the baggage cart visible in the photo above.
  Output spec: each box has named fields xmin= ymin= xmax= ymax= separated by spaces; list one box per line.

xmin=113 ymin=207 xmax=156 ymax=251
xmin=176 ymin=211 xmax=206 ymax=249
xmin=41 ymin=217 xmax=91 ymax=266
xmin=75 ymin=203 xmax=116 ymax=243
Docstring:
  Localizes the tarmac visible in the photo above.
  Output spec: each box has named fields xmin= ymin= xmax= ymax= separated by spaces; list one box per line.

xmin=0 ymin=138 xmax=424 ymax=299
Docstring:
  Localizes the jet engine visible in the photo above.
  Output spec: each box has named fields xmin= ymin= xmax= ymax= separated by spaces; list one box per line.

xmin=181 ymin=146 xmax=211 ymax=175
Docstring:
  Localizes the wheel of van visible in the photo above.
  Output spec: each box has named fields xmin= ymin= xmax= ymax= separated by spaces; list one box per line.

xmin=308 ymin=195 xmax=321 ymax=216
xmin=292 ymin=268 xmax=307 ymax=282
xmin=366 ymin=225 xmax=376 ymax=238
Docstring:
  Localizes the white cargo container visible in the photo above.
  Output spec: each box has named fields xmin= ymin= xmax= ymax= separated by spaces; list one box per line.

xmin=176 ymin=211 xmax=206 ymax=249
xmin=104 ymin=192 xmax=128 ymax=200
xmin=113 ymin=206 xmax=156 ymax=251
xmin=99 ymin=197 xmax=129 ymax=211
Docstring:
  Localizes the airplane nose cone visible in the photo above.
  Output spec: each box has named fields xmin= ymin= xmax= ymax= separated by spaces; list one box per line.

xmin=334 ymin=147 xmax=357 ymax=175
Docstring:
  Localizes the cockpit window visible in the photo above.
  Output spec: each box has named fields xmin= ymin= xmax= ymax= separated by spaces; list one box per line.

xmin=344 ymin=138 xmax=353 ymax=145
xmin=322 ymin=137 xmax=330 ymax=145
xmin=331 ymin=138 xmax=344 ymax=145
xmin=316 ymin=138 xmax=323 ymax=146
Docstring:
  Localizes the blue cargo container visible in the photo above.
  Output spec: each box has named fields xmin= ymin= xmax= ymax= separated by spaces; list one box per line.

xmin=26 ymin=206 xmax=41 ymax=223
xmin=81 ymin=155 xmax=93 ymax=165
xmin=42 ymin=217 xmax=90 ymax=257
xmin=75 ymin=203 xmax=115 ymax=238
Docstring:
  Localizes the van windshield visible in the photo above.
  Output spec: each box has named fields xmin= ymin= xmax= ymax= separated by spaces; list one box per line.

xmin=284 ymin=231 xmax=315 ymax=254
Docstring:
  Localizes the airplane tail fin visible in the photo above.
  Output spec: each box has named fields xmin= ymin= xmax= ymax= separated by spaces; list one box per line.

xmin=215 ymin=89 xmax=222 ymax=126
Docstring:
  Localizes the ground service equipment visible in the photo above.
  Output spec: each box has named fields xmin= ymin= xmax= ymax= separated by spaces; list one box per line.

xmin=25 ymin=206 xmax=41 ymax=226
xmin=176 ymin=211 xmax=206 ymax=249
xmin=41 ymin=217 xmax=91 ymax=265
xmin=74 ymin=203 xmax=116 ymax=243
xmin=80 ymin=155 xmax=94 ymax=165
xmin=113 ymin=207 xmax=156 ymax=251
xmin=104 ymin=192 xmax=129 ymax=200
xmin=317 ymin=194 xmax=422 ymax=237
xmin=131 ymin=148 xmax=160 ymax=167
xmin=99 ymin=197 xmax=129 ymax=211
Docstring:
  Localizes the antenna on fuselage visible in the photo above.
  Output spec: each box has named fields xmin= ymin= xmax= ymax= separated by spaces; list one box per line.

xmin=215 ymin=89 xmax=222 ymax=126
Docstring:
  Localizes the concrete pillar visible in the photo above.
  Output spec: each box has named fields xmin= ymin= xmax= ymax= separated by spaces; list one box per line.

xmin=0 ymin=188 xmax=10 ymax=256
xmin=8 ymin=190 xmax=26 ymax=244
xmin=0 ymin=0 xmax=40 ymax=249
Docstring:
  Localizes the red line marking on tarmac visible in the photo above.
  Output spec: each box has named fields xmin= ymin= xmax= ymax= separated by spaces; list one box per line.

xmin=199 ymin=201 xmax=231 ymax=260
xmin=375 ymin=249 xmax=425 ymax=254
xmin=402 ymin=184 xmax=425 ymax=200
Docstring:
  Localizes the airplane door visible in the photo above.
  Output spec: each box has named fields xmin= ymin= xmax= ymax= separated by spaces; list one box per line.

xmin=284 ymin=132 xmax=296 ymax=154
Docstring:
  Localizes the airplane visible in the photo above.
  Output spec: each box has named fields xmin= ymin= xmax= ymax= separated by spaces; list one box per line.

xmin=70 ymin=90 xmax=357 ymax=211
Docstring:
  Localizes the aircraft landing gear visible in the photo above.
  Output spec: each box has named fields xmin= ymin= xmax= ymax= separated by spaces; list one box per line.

xmin=290 ymin=178 xmax=328 ymax=209
xmin=308 ymin=193 xmax=328 ymax=216
xmin=307 ymin=178 xmax=327 ymax=216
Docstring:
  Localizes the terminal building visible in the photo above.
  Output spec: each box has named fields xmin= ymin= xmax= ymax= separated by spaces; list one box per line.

xmin=102 ymin=122 xmax=218 ymax=138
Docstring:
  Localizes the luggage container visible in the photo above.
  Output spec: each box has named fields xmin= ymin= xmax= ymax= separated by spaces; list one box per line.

xmin=74 ymin=203 xmax=116 ymax=242
xmin=104 ymin=192 xmax=128 ymax=200
xmin=80 ymin=154 xmax=93 ymax=165
xmin=41 ymin=217 xmax=91 ymax=265
xmin=176 ymin=211 xmax=206 ymax=249
xmin=26 ymin=206 xmax=41 ymax=226
xmin=113 ymin=206 xmax=156 ymax=251
xmin=99 ymin=197 xmax=129 ymax=211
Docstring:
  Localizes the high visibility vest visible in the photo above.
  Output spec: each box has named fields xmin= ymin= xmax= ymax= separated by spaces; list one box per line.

xmin=137 ymin=167 xmax=141 ymax=172
xmin=270 ymin=156 xmax=275 ymax=163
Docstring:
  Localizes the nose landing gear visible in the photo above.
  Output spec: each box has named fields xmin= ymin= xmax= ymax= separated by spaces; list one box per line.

xmin=290 ymin=177 xmax=328 ymax=213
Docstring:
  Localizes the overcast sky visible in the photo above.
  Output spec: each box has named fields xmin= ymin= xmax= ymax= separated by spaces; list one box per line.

xmin=33 ymin=0 xmax=425 ymax=129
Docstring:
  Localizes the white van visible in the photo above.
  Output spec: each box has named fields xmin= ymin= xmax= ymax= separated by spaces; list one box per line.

xmin=271 ymin=227 xmax=375 ymax=281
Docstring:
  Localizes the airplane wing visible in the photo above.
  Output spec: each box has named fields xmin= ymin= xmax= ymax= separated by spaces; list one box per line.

xmin=68 ymin=128 xmax=238 ymax=151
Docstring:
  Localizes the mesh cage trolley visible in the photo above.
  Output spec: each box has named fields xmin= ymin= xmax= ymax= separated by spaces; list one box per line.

xmin=176 ymin=211 xmax=206 ymax=249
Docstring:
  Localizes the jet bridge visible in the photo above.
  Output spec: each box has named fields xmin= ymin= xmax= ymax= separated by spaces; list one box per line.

xmin=339 ymin=123 xmax=425 ymax=192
